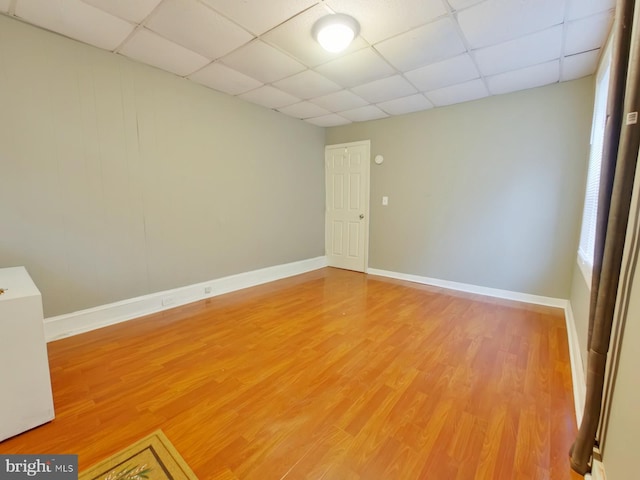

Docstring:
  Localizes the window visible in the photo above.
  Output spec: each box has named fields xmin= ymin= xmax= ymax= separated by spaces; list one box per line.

xmin=577 ymin=44 xmax=612 ymax=286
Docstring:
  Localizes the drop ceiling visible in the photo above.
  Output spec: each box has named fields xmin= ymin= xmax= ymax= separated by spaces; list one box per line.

xmin=0 ymin=0 xmax=614 ymax=126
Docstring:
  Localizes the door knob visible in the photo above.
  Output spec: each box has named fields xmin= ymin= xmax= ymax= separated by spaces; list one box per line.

xmin=359 ymin=214 xmax=364 ymax=219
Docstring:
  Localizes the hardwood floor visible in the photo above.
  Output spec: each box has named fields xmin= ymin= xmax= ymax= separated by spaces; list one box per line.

xmin=0 ymin=267 xmax=583 ymax=479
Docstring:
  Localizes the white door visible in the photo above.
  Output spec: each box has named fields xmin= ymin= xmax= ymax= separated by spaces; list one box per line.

xmin=325 ymin=141 xmax=370 ymax=272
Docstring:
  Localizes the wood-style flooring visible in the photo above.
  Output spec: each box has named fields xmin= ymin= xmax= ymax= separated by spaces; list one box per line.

xmin=0 ymin=267 xmax=583 ymax=479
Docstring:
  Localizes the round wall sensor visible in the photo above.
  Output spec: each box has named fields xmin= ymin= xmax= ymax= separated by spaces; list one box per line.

xmin=374 ymin=154 xmax=384 ymax=165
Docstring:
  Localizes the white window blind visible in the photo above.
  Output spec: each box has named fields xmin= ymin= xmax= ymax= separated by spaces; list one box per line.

xmin=577 ymin=46 xmax=612 ymax=285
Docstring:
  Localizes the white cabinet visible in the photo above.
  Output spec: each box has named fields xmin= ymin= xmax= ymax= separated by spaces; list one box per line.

xmin=0 ymin=267 xmax=55 ymax=442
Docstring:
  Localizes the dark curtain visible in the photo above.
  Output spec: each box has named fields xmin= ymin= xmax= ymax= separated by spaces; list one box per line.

xmin=571 ymin=0 xmax=640 ymax=474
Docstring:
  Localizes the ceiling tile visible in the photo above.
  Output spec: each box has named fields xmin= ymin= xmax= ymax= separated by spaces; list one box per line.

xmin=262 ymin=4 xmax=368 ymax=67
xmin=305 ymin=114 xmax=352 ymax=127
xmin=324 ymin=0 xmax=447 ymax=44
xmin=316 ymin=48 xmax=395 ymax=88
xmin=425 ymin=78 xmax=488 ymax=106
xmin=486 ymin=60 xmax=560 ymax=95
xmin=377 ymin=94 xmax=433 ymax=115
xmin=567 ymin=0 xmax=615 ymax=20
xmin=220 ymin=40 xmax=306 ymax=84
xmin=473 ymin=25 xmax=562 ymax=77
xmin=405 ymin=54 xmax=479 ymax=92
xmin=310 ymin=90 xmax=368 ymax=112
xmin=351 ymin=75 xmax=417 ymax=104
xmin=447 ymin=0 xmax=484 ymax=11
xmin=457 ymin=0 xmax=565 ymax=49
xmin=189 ymin=62 xmax=262 ymax=95
xmin=119 ymin=28 xmax=210 ymax=77
xmin=201 ymin=0 xmax=318 ymax=36
xmin=272 ymin=70 xmax=342 ymax=100
xmin=375 ymin=18 xmax=467 ymax=72
xmin=15 ymin=0 xmax=135 ymax=51
xmin=278 ymin=101 xmax=331 ymax=119
xmin=145 ymin=0 xmax=253 ymax=60
xmin=564 ymin=11 xmax=613 ymax=56
xmin=561 ymin=49 xmax=601 ymax=81
xmin=239 ymin=85 xmax=300 ymax=109
xmin=6 ymin=0 xmax=614 ymax=120
xmin=339 ymin=105 xmax=388 ymax=122
xmin=81 ymin=0 xmax=161 ymax=23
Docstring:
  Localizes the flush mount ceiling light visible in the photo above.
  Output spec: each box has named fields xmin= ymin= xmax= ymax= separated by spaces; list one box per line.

xmin=312 ymin=14 xmax=360 ymax=53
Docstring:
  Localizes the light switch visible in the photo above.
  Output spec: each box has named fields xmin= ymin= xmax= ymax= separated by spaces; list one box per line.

xmin=382 ymin=196 xmax=388 ymax=206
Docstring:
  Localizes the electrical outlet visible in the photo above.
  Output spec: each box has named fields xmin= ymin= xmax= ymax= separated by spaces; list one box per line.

xmin=204 ymin=286 xmax=212 ymax=294
xmin=162 ymin=296 xmax=175 ymax=306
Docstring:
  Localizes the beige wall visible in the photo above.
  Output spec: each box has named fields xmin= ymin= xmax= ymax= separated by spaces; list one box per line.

xmin=0 ymin=16 xmax=325 ymax=317
xmin=604 ymin=281 xmax=640 ymax=480
xmin=570 ymin=264 xmax=591 ymax=372
xmin=327 ymin=78 xmax=595 ymax=298
xmin=595 ymin=148 xmax=640 ymax=480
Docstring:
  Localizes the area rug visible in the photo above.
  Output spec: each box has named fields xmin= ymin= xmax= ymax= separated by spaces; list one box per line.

xmin=79 ymin=430 xmax=198 ymax=480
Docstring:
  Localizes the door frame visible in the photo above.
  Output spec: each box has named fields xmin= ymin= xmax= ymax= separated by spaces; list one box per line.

xmin=324 ymin=140 xmax=371 ymax=273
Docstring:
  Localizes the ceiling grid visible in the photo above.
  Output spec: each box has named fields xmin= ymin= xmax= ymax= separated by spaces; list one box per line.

xmin=0 ymin=0 xmax=615 ymax=125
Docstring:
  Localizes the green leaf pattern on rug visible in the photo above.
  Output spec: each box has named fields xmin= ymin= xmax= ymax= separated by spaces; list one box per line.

xmin=102 ymin=464 xmax=152 ymax=480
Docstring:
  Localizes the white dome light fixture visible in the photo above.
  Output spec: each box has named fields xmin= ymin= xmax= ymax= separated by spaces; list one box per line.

xmin=312 ymin=14 xmax=360 ymax=53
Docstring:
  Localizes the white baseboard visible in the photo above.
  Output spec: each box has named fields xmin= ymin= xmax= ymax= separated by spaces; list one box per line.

xmin=564 ymin=302 xmax=586 ymax=427
xmin=44 ymin=256 xmax=327 ymax=342
xmin=367 ymin=268 xmax=568 ymax=308
xmin=591 ymin=459 xmax=607 ymax=480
